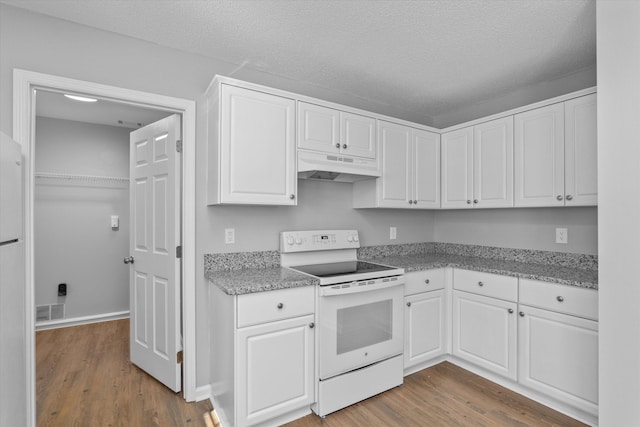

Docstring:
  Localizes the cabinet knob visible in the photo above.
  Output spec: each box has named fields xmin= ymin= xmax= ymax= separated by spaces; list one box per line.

xmin=478 ymin=281 xmax=484 ymax=287
xmin=556 ymin=195 xmax=564 ymax=201
xmin=407 ymin=302 xmax=412 ymax=307
xmin=335 ymin=143 xmax=340 ymax=148
xmin=508 ymin=308 xmax=514 ymax=314
xmin=566 ymin=195 xmax=573 ymax=201
xmin=309 ymin=322 xmax=315 ymax=329
xmin=343 ymin=144 xmax=348 ymax=149
xmin=466 ymin=200 xmax=471 ymax=204
xmin=473 ymin=199 xmax=478 ymax=204
xmin=556 ymin=296 xmax=564 ymax=302
xmin=519 ymin=311 xmax=525 ymax=317
xmin=413 ymin=200 xmax=418 ymax=204
xmin=425 ymin=279 xmax=430 ymax=285
xmin=409 ymin=200 xmax=414 ymax=204
xmin=289 ymin=194 xmax=295 ymax=200
xmin=277 ymin=303 xmax=284 ymax=309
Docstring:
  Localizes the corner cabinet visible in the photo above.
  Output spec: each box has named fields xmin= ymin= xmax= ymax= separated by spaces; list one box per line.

xmin=209 ymin=285 xmax=315 ymax=427
xmin=353 ymin=121 xmax=440 ymax=209
xmin=206 ymin=82 xmax=297 ymax=205
xmin=514 ymin=93 xmax=597 ymax=207
xmin=441 ymin=117 xmax=514 ymax=209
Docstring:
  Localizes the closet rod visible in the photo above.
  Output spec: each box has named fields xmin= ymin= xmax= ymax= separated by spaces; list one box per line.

xmin=34 ymin=172 xmax=130 ymax=183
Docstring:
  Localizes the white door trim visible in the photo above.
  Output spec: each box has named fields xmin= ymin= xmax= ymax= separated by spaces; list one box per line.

xmin=13 ymin=69 xmax=197 ymax=427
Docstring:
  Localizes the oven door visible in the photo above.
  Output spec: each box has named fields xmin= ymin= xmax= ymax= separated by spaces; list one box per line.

xmin=317 ymin=279 xmax=404 ymax=380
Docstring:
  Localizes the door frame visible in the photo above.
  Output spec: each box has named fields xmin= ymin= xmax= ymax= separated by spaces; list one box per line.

xmin=13 ymin=69 xmax=197 ymax=427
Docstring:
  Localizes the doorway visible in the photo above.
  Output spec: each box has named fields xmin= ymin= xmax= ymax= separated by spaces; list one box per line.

xmin=14 ymin=69 xmax=197 ymax=427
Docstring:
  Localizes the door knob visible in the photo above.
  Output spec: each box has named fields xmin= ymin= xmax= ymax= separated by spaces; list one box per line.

xmin=123 ymin=256 xmax=135 ymax=264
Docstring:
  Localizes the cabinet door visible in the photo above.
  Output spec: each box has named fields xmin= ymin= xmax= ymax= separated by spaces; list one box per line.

xmin=441 ymin=127 xmax=473 ymax=209
xmin=473 ymin=117 xmax=513 ymax=208
xmin=452 ymin=291 xmax=517 ymax=380
xmin=341 ymin=111 xmax=376 ymax=159
xmin=237 ymin=315 xmax=315 ymax=426
xmin=404 ymin=290 xmax=446 ymax=369
xmin=378 ymin=121 xmax=412 ymax=208
xmin=565 ymin=94 xmax=597 ymax=206
xmin=514 ymin=103 xmax=565 ymax=207
xmin=297 ymin=102 xmax=339 ymax=153
xmin=413 ymin=129 xmax=441 ymax=208
xmin=518 ymin=305 xmax=598 ymax=416
xmin=220 ymin=85 xmax=296 ymax=205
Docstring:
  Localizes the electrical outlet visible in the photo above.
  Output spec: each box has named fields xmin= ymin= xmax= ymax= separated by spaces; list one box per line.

xmin=224 ymin=228 xmax=235 ymax=244
xmin=556 ymin=228 xmax=568 ymax=244
xmin=390 ymin=226 xmax=397 ymax=240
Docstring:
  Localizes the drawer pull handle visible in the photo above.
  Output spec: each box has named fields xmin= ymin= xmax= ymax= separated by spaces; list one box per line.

xmin=557 ymin=296 xmax=564 ymax=302
xmin=277 ymin=303 xmax=284 ymax=309
xmin=309 ymin=322 xmax=315 ymax=329
xmin=424 ymin=279 xmax=430 ymax=285
xmin=519 ymin=311 xmax=525 ymax=317
xmin=478 ymin=281 xmax=484 ymax=287
xmin=407 ymin=302 xmax=412 ymax=307
xmin=508 ymin=308 xmax=514 ymax=314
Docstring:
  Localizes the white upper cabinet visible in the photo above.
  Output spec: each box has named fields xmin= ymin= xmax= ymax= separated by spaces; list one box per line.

xmin=298 ymin=102 xmax=376 ymax=159
xmin=441 ymin=127 xmax=473 ymax=209
xmin=514 ymin=102 xmax=565 ymax=207
xmin=207 ymin=83 xmax=297 ymax=205
xmin=442 ymin=117 xmax=513 ymax=209
xmin=564 ymin=93 xmax=597 ymax=206
xmin=473 ymin=117 xmax=514 ymax=208
xmin=353 ymin=121 xmax=440 ymax=209
xmin=514 ymin=95 xmax=598 ymax=208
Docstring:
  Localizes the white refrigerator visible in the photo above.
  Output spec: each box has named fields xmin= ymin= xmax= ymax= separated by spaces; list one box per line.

xmin=0 ymin=131 xmax=27 ymax=427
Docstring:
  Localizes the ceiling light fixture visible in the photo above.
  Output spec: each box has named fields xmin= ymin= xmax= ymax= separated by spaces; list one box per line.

xmin=64 ymin=94 xmax=98 ymax=103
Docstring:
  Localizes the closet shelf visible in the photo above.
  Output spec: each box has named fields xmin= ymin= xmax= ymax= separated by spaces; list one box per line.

xmin=35 ymin=172 xmax=130 ymax=184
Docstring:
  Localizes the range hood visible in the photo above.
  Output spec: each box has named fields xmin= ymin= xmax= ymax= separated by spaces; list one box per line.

xmin=297 ymin=150 xmax=380 ymax=183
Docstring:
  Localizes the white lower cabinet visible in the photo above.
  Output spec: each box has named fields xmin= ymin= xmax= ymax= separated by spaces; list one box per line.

xmin=452 ymin=290 xmax=518 ymax=380
xmin=518 ymin=305 xmax=598 ymax=416
xmin=404 ymin=290 xmax=447 ymax=369
xmin=238 ymin=314 xmax=315 ymax=426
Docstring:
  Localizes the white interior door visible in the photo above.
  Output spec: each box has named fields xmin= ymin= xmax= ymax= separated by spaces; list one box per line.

xmin=128 ymin=114 xmax=181 ymax=392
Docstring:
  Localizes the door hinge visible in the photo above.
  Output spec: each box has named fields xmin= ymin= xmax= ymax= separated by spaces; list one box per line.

xmin=176 ymin=245 xmax=182 ymax=258
xmin=176 ymin=139 xmax=182 ymax=153
xmin=177 ymin=350 xmax=183 ymax=364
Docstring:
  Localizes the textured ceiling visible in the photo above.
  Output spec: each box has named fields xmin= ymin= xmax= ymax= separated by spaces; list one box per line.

xmin=2 ymin=0 xmax=596 ymax=128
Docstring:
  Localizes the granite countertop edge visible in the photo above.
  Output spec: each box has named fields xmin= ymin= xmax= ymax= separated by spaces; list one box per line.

xmin=205 ymin=267 xmax=319 ymax=296
xmin=364 ymin=254 xmax=598 ymax=290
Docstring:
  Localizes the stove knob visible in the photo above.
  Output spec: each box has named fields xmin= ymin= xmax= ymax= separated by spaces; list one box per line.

xmin=353 ymin=235 xmax=359 ymax=242
xmin=286 ymin=237 xmax=294 ymax=245
xmin=295 ymin=238 xmax=302 ymax=245
xmin=347 ymin=236 xmax=353 ymax=242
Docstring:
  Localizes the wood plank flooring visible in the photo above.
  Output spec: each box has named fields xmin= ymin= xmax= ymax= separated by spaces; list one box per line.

xmin=284 ymin=362 xmax=588 ymax=427
xmin=36 ymin=319 xmax=211 ymax=427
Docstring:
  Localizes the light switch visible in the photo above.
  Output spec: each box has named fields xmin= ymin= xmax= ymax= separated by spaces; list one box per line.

xmin=111 ymin=215 xmax=119 ymax=230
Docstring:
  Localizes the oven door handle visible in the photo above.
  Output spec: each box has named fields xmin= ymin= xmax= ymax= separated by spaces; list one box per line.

xmin=319 ymin=276 xmax=405 ymax=296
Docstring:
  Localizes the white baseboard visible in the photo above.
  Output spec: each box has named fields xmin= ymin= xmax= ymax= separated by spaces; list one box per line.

xmin=35 ymin=310 xmax=130 ymax=331
xmin=195 ymin=384 xmax=212 ymax=403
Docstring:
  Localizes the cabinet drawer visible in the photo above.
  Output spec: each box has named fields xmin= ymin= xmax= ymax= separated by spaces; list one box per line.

xmin=237 ymin=286 xmax=315 ymax=327
xmin=519 ymin=279 xmax=598 ymax=320
xmin=453 ymin=269 xmax=518 ymax=302
xmin=404 ymin=268 xmax=446 ymax=296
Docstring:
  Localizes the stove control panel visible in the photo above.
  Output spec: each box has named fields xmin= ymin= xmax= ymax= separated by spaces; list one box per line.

xmin=280 ymin=230 xmax=359 ymax=253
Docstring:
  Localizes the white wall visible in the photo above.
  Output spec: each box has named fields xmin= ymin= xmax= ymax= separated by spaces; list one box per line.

xmin=597 ymin=2 xmax=640 ymax=425
xmin=34 ymin=117 xmax=130 ymax=319
xmin=434 ymin=207 xmax=597 ymax=255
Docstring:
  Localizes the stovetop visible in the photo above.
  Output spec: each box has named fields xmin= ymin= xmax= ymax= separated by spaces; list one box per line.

xmin=289 ymin=260 xmax=397 ymax=279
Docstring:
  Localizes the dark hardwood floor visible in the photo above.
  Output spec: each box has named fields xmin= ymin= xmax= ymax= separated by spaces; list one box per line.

xmin=37 ymin=319 xmax=587 ymax=427
xmin=36 ymin=319 xmax=211 ymax=427
xmin=284 ymin=362 xmax=588 ymax=427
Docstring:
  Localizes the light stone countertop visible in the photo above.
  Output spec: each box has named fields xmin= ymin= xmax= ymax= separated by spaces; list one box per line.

xmin=364 ymin=253 xmax=598 ymax=290
xmin=205 ymin=267 xmax=319 ymax=295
